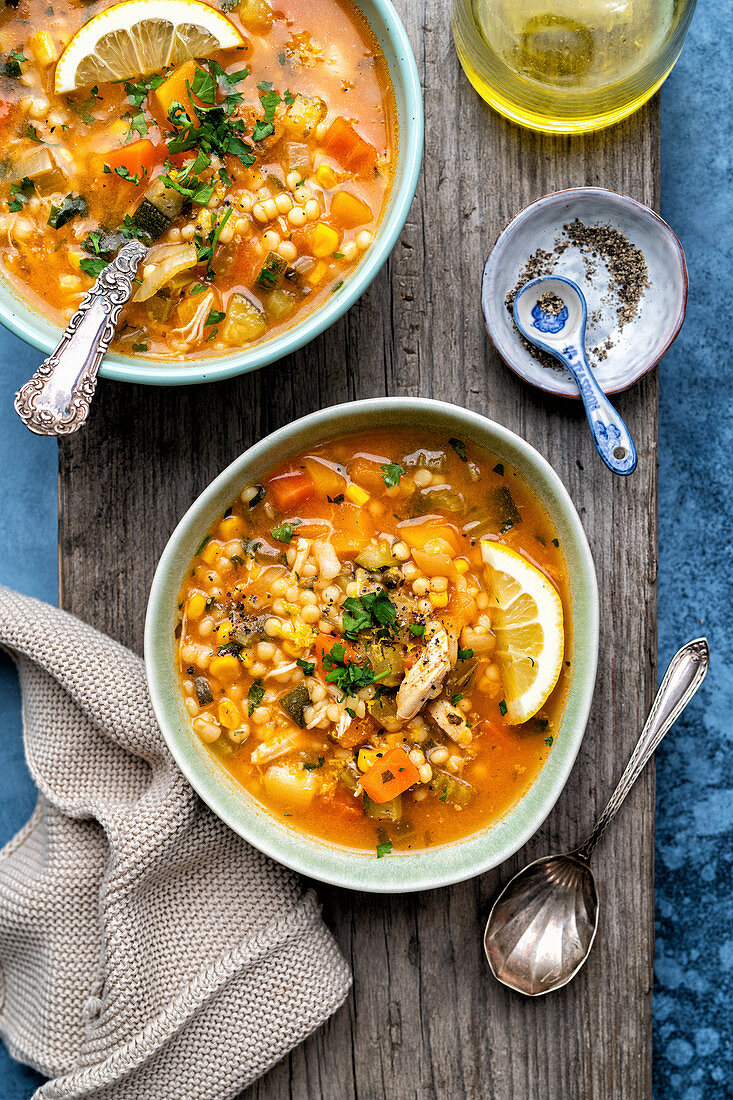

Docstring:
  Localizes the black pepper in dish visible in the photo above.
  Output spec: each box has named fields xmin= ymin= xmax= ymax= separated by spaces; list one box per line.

xmin=506 ymin=219 xmax=650 ymax=372
xmin=537 ymin=291 xmax=565 ymax=316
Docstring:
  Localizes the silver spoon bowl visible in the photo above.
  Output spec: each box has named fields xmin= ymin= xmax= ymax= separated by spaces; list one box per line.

xmin=484 ymin=637 xmax=709 ymax=996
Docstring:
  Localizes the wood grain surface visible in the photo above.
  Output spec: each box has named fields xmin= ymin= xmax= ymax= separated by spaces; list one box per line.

xmin=59 ymin=1 xmax=659 ymax=1095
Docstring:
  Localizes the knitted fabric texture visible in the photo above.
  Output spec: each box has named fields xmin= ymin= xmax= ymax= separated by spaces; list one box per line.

xmin=0 ymin=586 xmax=351 ymax=1099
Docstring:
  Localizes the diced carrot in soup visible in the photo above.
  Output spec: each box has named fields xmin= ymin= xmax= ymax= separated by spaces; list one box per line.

xmin=348 ymin=456 xmax=390 ymax=493
xmin=103 ymin=139 xmax=164 ymax=179
xmin=399 ymin=521 xmax=462 ymax=556
xmin=267 ymin=471 xmax=316 ymax=511
xmin=323 ymin=117 xmax=379 ymax=176
xmin=329 ymin=502 xmax=373 ymax=554
xmin=330 ymin=190 xmax=373 ymax=228
xmin=361 ymin=746 xmax=420 ymax=803
xmin=152 ymin=59 xmax=203 ymax=127
xmin=303 ymin=456 xmax=347 ymax=497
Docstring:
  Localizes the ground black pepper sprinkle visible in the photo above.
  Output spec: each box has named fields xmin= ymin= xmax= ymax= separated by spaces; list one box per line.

xmin=537 ymin=291 xmax=565 ymax=316
xmin=506 ymin=219 xmax=650 ymax=371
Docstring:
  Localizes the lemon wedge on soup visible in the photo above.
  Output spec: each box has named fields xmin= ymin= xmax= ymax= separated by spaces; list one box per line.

xmin=55 ymin=0 xmax=246 ymax=94
xmin=481 ymin=539 xmax=564 ymax=725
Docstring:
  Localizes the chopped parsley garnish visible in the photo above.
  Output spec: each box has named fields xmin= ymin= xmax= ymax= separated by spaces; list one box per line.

xmin=408 ymin=622 xmax=425 ymax=638
xmin=498 ymin=699 xmax=507 ymax=716
xmin=457 ymin=647 xmax=474 ymax=660
xmin=205 ymin=308 xmax=226 ymax=327
xmin=113 ymin=164 xmax=142 ymax=184
xmin=79 ymin=256 xmax=108 ymax=278
xmin=451 ymin=693 xmax=465 ymax=706
xmin=448 ymin=437 xmax=468 ymax=461
xmin=296 ymin=658 xmax=316 ymax=676
xmin=190 ymin=65 xmax=217 ymax=105
xmin=164 ymin=62 xmax=256 ymax=168
xmin=24 ymin=122 xmax=43 ymax=142
xmin=131 ymin=342 xmax=148 ymax=352
xmin=439 ymin=785 xmax=448 ymax=803
xmin=271 ymin=519 xmax=301 ymax=543
xmin=3 ymin=50 xmax=26 ymax=79
xmin=248 ymin=485 xmax=265 ymax=508
xmin=545 ymin=735 xmax=554 ymax=747
xmin=247 ymin=679 xmax=265 ymax=716
xmin=47 ymin=194 xmax=88 ymax=229
xmin=194 ymin=534 xmax=211 ymax=556
xmin=376 ymin=838 xmax=393 ymax=858
xmin=341 ymin=590 xmax=397 ymax=639
xmin=380 ymin=462 xmax=405 ymax=487
xmin=552 ymin=538 xmax=560 ymax=548
xmin=190 ymin=283 xmax=209 ymax=295
xmin=7 ymin=176 xmax=32 ymax=213
xmin=322 ymin=641 xmax=382 ymax=696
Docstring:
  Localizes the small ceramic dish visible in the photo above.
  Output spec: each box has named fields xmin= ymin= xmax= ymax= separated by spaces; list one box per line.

xmin=482 ymin=187 xmax=688 ymax=398
xmin=0 ymin=0 xmax=423 ymax=387
xmin=145 ymin=398 xmax=599 ymax=893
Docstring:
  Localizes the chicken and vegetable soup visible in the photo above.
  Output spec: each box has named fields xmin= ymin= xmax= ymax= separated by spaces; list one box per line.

xmin=176 ymin=431 xmax=570 ymax=854
xmin=0 ymin=0 xmax=396 ymax=358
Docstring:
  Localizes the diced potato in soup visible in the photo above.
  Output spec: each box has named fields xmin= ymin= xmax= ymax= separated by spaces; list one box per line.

xmin=176 ymin=430 xmax=570 ymax=855
xmin=0 ymin=0 xmax=396 ymax=360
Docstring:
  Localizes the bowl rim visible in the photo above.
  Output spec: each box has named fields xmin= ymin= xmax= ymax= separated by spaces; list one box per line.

xmin=144 ymin=397 xmax=600 ymax=892
xmin=481 ymin=186 xmax=688 ymax=399
xmin=0 ymin=0 xmax=423 ymax=387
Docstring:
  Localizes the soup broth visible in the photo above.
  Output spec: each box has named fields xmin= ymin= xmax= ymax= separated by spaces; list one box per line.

xmin=176 ymin=430 xmax=570 ymax=854
xmin=0 ymin=0 xmax=396 ymax=358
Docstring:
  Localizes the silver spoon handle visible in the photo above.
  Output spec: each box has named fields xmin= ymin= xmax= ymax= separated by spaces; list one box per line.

xmin=14 ymin=240 xmax=146 ymax=436
xmin=576 ymin=637 xmax=709 ymax=860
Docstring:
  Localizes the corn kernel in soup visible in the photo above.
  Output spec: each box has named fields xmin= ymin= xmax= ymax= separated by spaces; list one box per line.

xmin=0 ymin=0 xmax=396 ymax=360
xmin=176 ymin=430 xmax=571 ymax=855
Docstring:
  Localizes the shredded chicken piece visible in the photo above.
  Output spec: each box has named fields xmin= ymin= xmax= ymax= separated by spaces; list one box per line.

xmin=395 ymin=624 xmax=452 ymax=720
xmin=292 ymin=537 xmax=312 ymax=576
xmin=250 ymin=733 xmax=299 ymax=765
xmin=264 ymin=661 xmax=299 ymax=679
xmin=172 ymin=290 xmax=215 ymax=345
xmin=426 ymin=699 xmax=473 ymax=748
xmin=313 ymin=539 xmax=340 ymax=580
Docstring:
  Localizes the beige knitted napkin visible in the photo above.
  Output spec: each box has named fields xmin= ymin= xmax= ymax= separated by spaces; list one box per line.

xmin=0 ymin=585 xmax=351 ymax=1100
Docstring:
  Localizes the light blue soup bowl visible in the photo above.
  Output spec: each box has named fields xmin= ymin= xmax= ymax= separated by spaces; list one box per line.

xmin=0 ymin=0 xmax=423 ymax=386
xmin=145 ymin=398 xmax=600 ymax=892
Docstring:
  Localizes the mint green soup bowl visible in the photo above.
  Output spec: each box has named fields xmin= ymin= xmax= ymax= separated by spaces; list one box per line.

xmin=0 ymin=0 xmax=422 ymax=387
xmin=145 ymin=398 xmax=599 ymax=891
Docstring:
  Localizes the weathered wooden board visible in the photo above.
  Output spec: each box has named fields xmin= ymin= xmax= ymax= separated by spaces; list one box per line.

xmin=59 ymin=0 xmax=659 ymax=1095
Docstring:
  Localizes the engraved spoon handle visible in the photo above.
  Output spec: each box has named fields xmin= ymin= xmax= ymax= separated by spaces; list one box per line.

xmin=576 ymin=638 xmax=710 ymax=861
xmin=14 ymin=240 xmax=147 ymax=436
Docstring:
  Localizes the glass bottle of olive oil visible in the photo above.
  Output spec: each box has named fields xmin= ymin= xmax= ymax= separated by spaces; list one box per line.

xmin=452 ymin=0 xmax=698 ymax=133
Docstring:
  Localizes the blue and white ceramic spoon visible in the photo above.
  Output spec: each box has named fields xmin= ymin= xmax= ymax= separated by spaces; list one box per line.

xmin=513 ymin=275 xmax=637 ymax=475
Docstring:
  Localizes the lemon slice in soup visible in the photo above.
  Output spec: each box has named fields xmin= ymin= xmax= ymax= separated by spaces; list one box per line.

xmin=480 ymin=540 xmax=565 ymax=725
xmin=54 ymin=0 xmax=246 ymax=93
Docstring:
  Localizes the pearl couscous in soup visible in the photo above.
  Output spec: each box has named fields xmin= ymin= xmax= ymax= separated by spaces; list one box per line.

xmin=0 ymin=0 xmax=396 ymax=358
xmin=176 ymin=430 xmax=570 ymax=855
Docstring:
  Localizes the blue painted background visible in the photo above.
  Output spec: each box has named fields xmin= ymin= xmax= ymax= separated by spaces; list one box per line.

xmin=0 ymin=6 xmax=730 ymax=1093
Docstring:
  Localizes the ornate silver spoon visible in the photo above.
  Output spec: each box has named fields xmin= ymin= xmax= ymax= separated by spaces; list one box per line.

xmin=484 ymin=637 xmax=709 ymax=996
xmin=14 ymin=239 xmax=147 ymax=436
